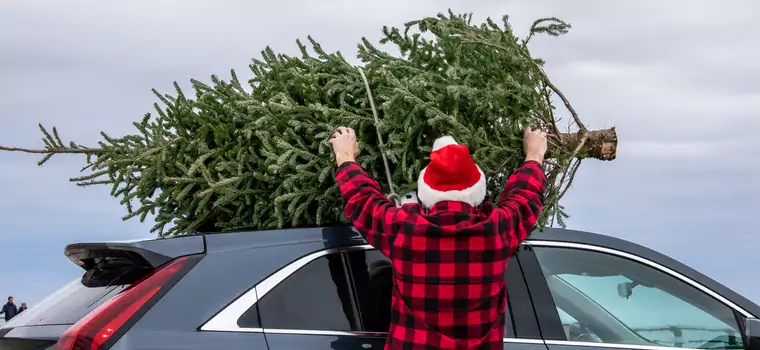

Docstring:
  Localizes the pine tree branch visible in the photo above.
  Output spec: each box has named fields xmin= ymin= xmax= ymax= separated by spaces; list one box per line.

xmin=461 ymin=38 xmax=587 ymax=131
xmin=541 ymin=84 xmax=561 ymax=135
xmin=569 ymin=134 xmax=589 ymax=161
xmin=542 ymin=77 xmax=585 ymax=131
xmin=0 ymin=145 xmax=103 ymax=154
xmin=558 ymin=158 xmax=582 ymax=200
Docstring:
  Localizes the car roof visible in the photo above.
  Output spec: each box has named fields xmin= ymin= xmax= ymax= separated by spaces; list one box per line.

xmin=528 ymin=227 xmax=646 ymax=251
xmin=199 ymin=226 xmax=632 ymax=253
xmin=98 ymin=225 xmax=760 ymax=319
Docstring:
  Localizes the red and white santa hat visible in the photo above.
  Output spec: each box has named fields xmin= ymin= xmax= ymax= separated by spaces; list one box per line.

xmin=417 ymin=136 xmax=487 ymax=208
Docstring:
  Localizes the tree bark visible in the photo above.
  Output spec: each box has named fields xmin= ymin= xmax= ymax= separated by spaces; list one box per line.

xmin=554 ymin=127 xmax=617 ymax=161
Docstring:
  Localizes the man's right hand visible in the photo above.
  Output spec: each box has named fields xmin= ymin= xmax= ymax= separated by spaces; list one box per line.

xmin=523 ymin=126 xmax=548 ymax=164
xmin=330 ymin=126 xmax=360 ymax=166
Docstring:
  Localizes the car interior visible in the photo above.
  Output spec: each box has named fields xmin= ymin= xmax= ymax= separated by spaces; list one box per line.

xmin=365 ymin=259 xmax=393 ymax=332
xmin=548 ymin=274 xmax=653 ymax=344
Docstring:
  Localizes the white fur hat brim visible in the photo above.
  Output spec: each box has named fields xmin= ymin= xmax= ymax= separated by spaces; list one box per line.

xmin=417 ymin=165 xmax=487 ymax=208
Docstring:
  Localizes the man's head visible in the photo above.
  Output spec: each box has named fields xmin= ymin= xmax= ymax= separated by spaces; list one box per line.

xmin=20 ymin=303 xmax=26 ymax=307
xmin=7 ymin=296 xmax=13 ymax=304
xmin=417 ymin=136 xmax=487 ymax=208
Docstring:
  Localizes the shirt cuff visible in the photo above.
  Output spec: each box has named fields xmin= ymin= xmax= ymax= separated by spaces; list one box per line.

xmin=337 ymin=161 xmax=357 ymax=173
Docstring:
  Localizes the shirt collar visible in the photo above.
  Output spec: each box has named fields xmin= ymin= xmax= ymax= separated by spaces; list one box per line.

xmin=426 ymin=201 xmax=477 ymax=215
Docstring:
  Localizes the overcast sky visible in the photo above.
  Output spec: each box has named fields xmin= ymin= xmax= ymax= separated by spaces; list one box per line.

xmin=1 ymin=0 xmax=758 ymax=315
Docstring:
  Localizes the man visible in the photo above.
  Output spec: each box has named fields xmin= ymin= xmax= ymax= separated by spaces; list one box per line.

xmin=1 ymin=296 xmax=18 ymax=322
xmin=18 ymin=303 xmax=28 ymax=314
xmin=331 ymin=126 xmax=547 ymax=349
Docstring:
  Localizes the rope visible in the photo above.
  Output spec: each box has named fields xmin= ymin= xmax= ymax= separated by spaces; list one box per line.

xmin=357 ymin=67 xmax=401 ymax=207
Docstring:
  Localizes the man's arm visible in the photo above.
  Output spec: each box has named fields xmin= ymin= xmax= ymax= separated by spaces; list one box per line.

xmin=494 ymin=126 xmax=549 ymax=251
xmin=336 ymin=161 xmax=405 ymax=257
xmin=494 ymin=160 xmax=547 ymax=250
xmin=331 ymin=126 xmax=410 ymax=257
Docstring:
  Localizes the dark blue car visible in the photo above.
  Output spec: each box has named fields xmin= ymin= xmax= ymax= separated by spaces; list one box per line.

xmin=1 ymin=226 xmax=759 ymax=350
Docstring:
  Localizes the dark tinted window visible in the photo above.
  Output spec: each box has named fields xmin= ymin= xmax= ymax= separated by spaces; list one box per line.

xmin=237 ymin=304 xmax=260 ymax=328
xmin=254 ymin=248 xmax=515 ymax=334
xmin=257 ymin=253 xmax=358 ymax=331
xmin=345 ymin=249 xmax=393 ymax=332
xmin=534 ymin=247 xmax=743 ymax=349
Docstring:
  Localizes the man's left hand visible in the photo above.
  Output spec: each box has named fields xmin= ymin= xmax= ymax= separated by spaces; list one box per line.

xmin=330 ymin=126 xmax=360 ymax=166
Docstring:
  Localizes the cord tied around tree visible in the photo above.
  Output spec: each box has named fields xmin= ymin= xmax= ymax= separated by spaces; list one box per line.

xmin=357 ymin=66 xmax=401 ymax=207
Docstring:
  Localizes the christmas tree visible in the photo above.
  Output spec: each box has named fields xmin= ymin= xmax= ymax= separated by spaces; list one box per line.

xmin=0 ymin=11 xmax=617 ymax=236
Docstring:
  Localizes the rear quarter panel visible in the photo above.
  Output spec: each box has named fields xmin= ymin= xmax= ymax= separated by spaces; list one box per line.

xmin=111 ymin=231 xmax=332 ymax=350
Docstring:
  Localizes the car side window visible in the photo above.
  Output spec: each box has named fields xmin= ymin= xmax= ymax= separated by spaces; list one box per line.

xmin=533 ymin=247 xmax=743 ymax=350
xmin=256 ymin=252 xmax=360 ymax=331
xmin=344 ymin=249 xmax=393 ymax=332
xmin=251 ymin=247 xmax=517 ymax=335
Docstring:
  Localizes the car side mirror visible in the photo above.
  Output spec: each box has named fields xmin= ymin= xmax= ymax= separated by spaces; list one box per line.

xmin=746 ymin=318 xmax=760 ymax=350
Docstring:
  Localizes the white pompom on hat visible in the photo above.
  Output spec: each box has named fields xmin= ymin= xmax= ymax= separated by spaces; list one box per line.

xmin=417 ymin=136 xmax=487 ymax=208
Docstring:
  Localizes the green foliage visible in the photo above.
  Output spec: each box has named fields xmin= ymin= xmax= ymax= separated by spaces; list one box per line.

xmin=15 ymin=10 xmax=586 ymax=236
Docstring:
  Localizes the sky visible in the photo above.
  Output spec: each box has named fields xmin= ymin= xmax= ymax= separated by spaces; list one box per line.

xmin=1 ymin=0 xmax=758 ymax=315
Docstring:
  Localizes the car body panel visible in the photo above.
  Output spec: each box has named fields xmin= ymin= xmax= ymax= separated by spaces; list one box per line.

xmin=1 ymin=226 xmax=757 ymax=350
xmin=108 ymin=330 xmax=268 ymax=350
xmin=111 ymin=227 xmax=366 ymax=349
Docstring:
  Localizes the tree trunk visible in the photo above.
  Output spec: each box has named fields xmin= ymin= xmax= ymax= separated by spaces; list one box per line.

xmin=554 ymin=127 xmax=617 ymax=161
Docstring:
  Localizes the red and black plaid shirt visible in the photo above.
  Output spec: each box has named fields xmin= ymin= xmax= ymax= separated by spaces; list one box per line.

xmin=336 ymin=160 xmax=547 ymax=349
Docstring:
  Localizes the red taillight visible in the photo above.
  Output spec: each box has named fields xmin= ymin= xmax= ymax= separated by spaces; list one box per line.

xmin=56 ymin=256 xmax=191 ymax=350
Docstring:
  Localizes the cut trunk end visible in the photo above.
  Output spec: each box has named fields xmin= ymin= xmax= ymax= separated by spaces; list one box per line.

xmin=555 ymin=127 xmax=618 ymax=161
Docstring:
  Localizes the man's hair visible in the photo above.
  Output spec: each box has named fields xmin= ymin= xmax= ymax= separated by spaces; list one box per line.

xmin=7 ymin=296 xmax=12 ymax=300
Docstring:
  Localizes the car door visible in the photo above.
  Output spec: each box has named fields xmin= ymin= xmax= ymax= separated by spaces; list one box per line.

xmin=228 ymin=243 xmax=547 ymax=350
xmin=518 ymin=240 xmax=753 ymax=350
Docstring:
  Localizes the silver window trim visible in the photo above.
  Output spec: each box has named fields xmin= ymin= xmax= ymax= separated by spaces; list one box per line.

xmin=543 ymin=339 xmax=726 ymax=350
xmin=526 ymin=240 xmax=754 ymax=318
xmin=201 ymin=239 xmax=754 ymax=343
xmin=202 ymin=326 xmax=543 ymax=344
xmin=201 ymin=244 xmax=373 ymax=332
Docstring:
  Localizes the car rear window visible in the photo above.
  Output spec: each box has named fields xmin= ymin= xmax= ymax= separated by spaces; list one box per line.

xmin=3 ymin=279 xmax=127 ymax=327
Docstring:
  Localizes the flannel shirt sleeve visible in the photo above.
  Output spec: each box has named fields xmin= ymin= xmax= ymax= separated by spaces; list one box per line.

xmin=494 ymin=160 xmax=547 ymax=251
xmin=335 ymin=161 xmax=406 ymax=256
